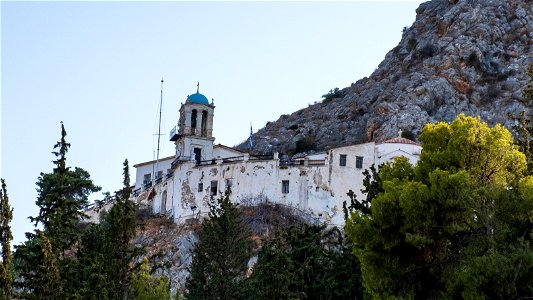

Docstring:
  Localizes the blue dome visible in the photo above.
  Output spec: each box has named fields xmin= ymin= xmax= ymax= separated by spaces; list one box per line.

xmin=187 ymin=92 xmax=209 ymax=105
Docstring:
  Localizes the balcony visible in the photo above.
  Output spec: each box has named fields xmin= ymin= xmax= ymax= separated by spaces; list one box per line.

xmin=169 ymin=126 xmax=179 ymax=141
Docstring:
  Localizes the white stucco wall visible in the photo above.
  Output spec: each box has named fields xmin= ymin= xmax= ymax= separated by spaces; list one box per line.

xmin=376 ymin=142 xmax=421 ymax=166
xmin=133 ymin=156 xmax=174 ymax=192
xmin=137 ymin=141 xmax=421 ymax=228
xmin=213 ymin=145 xmax=244 ymax=159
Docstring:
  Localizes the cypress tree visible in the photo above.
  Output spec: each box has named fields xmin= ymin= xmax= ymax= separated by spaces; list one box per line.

xmin=76 ymin=223 xmax=110 ymax=300
xmin=0 ymin=179 xmax=13 ymax=300
xmin=35 ymin=231 xmax=63 ymax=300
xmin=104 ymin=159 xmax=137 ymax=299
xmin=186 ymin=190 xmax=253 ymax=300
xmin=247 ymin=224 xmax=364 ymax=300
xmin=16 ymin=231 xmax=63 ymax=300
xmin=131 ymin=257 xmax=171 ymax=300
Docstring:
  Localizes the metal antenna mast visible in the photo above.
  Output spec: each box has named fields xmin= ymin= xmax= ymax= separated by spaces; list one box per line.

xmin=154 ymin=78 xmax=164 ymax=184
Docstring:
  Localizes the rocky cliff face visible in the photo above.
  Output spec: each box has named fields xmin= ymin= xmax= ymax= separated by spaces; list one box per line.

xmin=238 ymin=0 xmax=533 ymax=155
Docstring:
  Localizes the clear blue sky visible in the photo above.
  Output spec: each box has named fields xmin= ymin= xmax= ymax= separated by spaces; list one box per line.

xmin=2 ymin=1 xmax=424 ymax=246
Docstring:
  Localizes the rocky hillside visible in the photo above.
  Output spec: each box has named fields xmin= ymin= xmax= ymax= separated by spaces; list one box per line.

xmin=135 ymin=200 xmax=316 ymax=294
xmin=238 ymin=0 xmax=533 ymax=155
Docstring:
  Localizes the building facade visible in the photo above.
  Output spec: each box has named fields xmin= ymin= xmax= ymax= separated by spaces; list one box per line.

xmin=131 ymin=89 xmax=422 ymax=227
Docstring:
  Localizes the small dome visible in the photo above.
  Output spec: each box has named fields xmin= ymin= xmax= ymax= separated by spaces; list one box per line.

xmin=187 ymin=92 xmax=209 ymax=105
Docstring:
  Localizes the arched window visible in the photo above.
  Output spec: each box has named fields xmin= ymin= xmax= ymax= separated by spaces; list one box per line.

xmin=161 ymin=190 xmax=167 ymax=215
xmin=191 ymin=109 xmax=197 ymax=131
xmin=201 ymin=110 xmax=208 ymax=137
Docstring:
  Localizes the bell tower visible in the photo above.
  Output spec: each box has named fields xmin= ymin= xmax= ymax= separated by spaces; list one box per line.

xmin=169 ymin=85 xmax=215 ymax=164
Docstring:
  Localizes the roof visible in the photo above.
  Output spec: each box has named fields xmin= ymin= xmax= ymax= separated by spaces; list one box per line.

xmin=381 ymin=137 xmax=418 ymax=145
xmin=187 ymin=92 xmax=209 ymax=105
xmin=133 ymin=155 xmax=175 ymax=168
xmin=214 ymin=144 xmax=245 ymax=153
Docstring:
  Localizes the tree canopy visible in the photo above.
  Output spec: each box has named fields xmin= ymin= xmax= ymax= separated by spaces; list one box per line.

xmin=346 ymin=114 xmax=533 ymax=299
xmin=246 ymin=224 xmax=364 ymax=300
xmin=185 ymin=190 xmax=253 ymax=300
xmin=30 ymin=123 xmax=101 ymax=252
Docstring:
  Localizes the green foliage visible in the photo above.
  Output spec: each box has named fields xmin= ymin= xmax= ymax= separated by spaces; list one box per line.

xmin=185 ymin=189 xmax=253 ymax=300
xmin=132 ymin=257 xmax=171 ymax=300
xmin=0 ymin=179 xmax=13 ymax=300
xmin=101 ymin=159 xmax=138 ymax=299
xmin=72 ymin=160 xmax=138 ymax=300
xmin=507 ymin=64 xmax=533 ymax=175
xmin=346 ymin=114 xmax=533 ymax=299
xmin=417 ymin=114 xmax=526 ymax=186
xmin=322 ymin=87 xmax=342 ymax=102
xmin=13 ymin=124 xmax=141 ymax=299
xmin=345 ymin=164 xmax=382 ymax=218
xmin=16 ymin=231 xmax=63 ymax=300
xmin=509 ymin=111 xmax=532 ymax=174
xmin=247 ymin=224 xmax=364 ymax=300
xmin=401 ymin=129 xmax=417 ymax=141
xmin=35 ymin=231 xmax=63 ymax=299
xmin=293 ymin=136 xmax=317 ymax=155
xmin=15 ymin=123 xmax=100 ymax=299
xmin=30 ymin=123 xmax=101 ymax=252
xmin=343 ymin=157 xmax=413 ymax=220
xmin=76 ymin=223 xmax=110 ymax=299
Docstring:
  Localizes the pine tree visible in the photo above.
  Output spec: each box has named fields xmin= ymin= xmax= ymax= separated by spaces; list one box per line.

xmin=15 ymin=123 xmax=100 ymax=298
xmin=346 ymin=115 xmax=533 ymax=298
xmin=0 ymin=179 xmax=13 ymax=300
xmin=185 ymin=189 xmax=253 ymax=300
xmin=30 ymin=122 xmax=100 ymax=252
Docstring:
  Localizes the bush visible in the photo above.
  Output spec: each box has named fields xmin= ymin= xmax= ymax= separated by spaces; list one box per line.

xmin=322 ymin=87 xmax=342 ymax=103
xmin=418 ymin=44 xmax=436 ymax=59
xmin=294 ymin=136 xmax=317 ymax=155
xmin=407 ymin=38 xmax=417 ymax=52
xmin=401 ymin=129 xmax=417 ymax=141
xmin=467 ymin=51 xmax=480 ymax=69
xmin=135 ymin=206 xmax=154 ymax=222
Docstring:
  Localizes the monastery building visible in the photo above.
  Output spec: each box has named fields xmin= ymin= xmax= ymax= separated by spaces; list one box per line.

xmin=130 ymin=89 xmax=422 ymax=226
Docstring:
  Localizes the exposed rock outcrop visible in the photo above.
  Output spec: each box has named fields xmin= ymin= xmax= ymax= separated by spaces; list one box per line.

xmin=238 ymin=0 xmax=533 ymax=154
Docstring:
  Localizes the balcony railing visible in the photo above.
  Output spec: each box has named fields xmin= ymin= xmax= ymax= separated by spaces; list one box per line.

xmin=169 ymin=126 xmax=179 ymax=141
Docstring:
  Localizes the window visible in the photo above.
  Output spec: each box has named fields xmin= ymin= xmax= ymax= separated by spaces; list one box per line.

xmin=143 ymin=173 xmax=151 ymax=184
xmin=211 ymin=180 xmax=218 ymax=196
xmin=225 ymin=179 xmax=233 ymax=190
xmin=161 ymin=191 xmax=167 ymax=215
xmin=356 ymin=156 xmax=364 ymax=169
xmin=191 ymin=109 xmax=197 ymax=129
xmin=198 ymin=182 xmax=203 ymax=193
xmin=282 ymin=180 xmax=290 ymax=194
xmin=201 ymin=110 xmax=208 ymax=137
xmin=339 ymin=154 xmax=347 ymax=167
xmin=156 ymin=171 xmax=163 ymax=179
xmin=194 ymin=148 xmax=202 ymax=164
